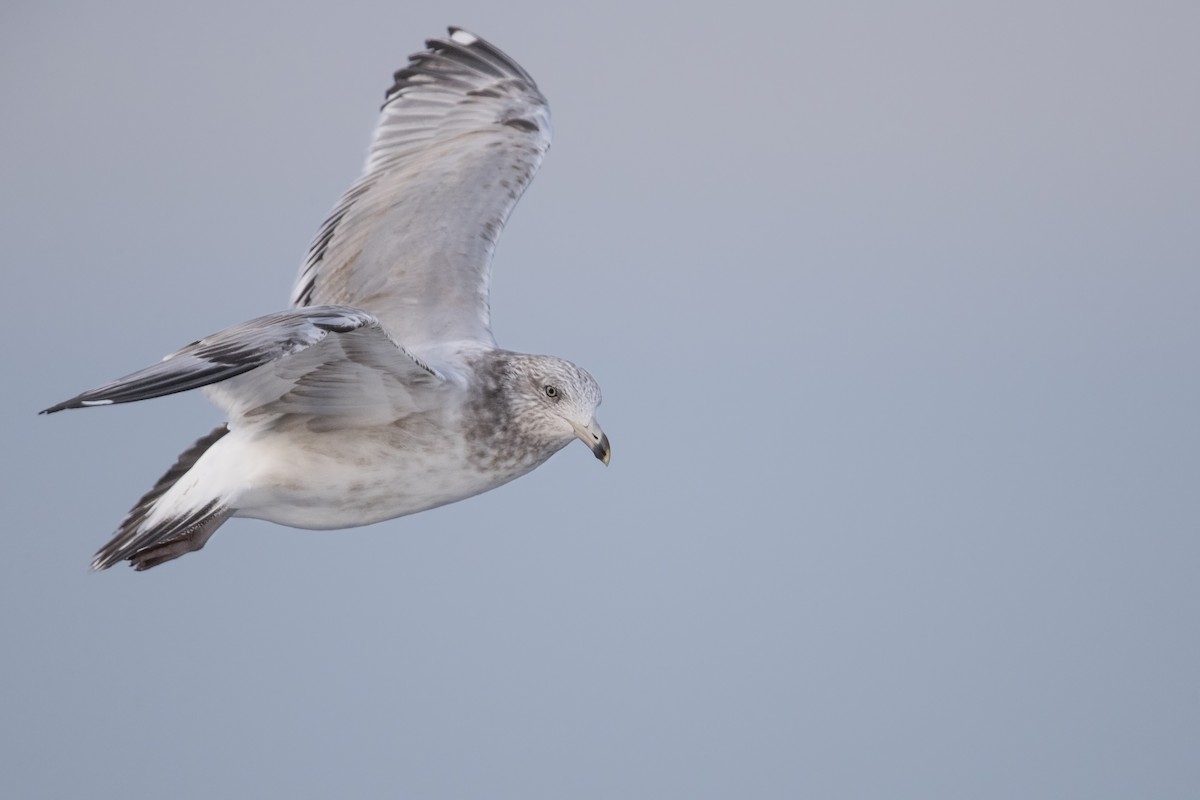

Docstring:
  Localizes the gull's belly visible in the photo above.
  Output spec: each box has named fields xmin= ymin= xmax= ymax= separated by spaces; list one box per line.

xmin=230 ymin=424 xmax=538 ymax=529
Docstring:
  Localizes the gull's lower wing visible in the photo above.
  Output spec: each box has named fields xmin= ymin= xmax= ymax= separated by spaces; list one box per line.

xmin=41 ymin=306 xmax=445 ymax=425
xmin=291 ymin=28 xmax=552 ymax=349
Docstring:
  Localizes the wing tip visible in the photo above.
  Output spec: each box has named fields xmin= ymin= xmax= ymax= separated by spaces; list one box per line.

xmin=447 ymin=27 xmax=478 ymax=45
xmin=39 ymin=395 xmax=104 ymax=415
xmin=392 ymin=26 xmax=539 ymax=95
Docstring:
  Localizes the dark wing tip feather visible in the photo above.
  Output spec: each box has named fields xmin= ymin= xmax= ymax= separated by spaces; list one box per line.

xmin=385 ymin=27 xmax=540 ymax=106
xmin=40 ymin=395 xmax=115 ymax=415
xmin=445 ymin=27 xmax=538 ymax=83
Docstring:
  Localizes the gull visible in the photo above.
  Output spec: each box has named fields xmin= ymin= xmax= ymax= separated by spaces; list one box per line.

xmin=42 ymin=28 xmax=610 ymax=571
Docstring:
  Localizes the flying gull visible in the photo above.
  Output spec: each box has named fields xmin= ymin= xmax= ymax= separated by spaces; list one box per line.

xmin=42 ymin=28 xmax=610 ymax=571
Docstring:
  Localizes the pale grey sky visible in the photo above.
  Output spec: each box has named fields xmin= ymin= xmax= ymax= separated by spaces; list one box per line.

xmin=3 ymin=1 xmax=1198 ymax=798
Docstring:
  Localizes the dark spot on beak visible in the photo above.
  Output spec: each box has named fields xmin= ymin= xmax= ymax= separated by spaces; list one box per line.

xmin=592 ymin=432 xmax=611 ymax=464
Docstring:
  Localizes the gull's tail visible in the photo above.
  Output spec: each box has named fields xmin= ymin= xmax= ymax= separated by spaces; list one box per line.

xmin=91 ymin=426 xmax=235 ymax=571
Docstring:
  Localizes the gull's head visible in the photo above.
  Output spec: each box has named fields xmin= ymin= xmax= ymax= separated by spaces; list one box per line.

xmin=511 ymin=354 xmax=610 ymax=464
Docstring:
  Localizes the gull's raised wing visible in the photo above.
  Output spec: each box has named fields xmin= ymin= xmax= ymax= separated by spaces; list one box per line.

xmin=291 ymin=28 xmax=552 ymax=349
xmin=41 ymin=306 xmax=447 ymax=427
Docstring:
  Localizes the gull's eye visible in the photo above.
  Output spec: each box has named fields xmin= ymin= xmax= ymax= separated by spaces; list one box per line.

xmin=544 ymin=385 xmax=559 ymax=399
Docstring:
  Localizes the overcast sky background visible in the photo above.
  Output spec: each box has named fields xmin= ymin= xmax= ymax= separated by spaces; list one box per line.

xmin=3 ymin=1 xmax=1198 ymax=797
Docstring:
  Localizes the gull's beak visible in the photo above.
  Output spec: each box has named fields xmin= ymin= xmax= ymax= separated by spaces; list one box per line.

xmin=573 ymin=418 xmax=611 ymax=465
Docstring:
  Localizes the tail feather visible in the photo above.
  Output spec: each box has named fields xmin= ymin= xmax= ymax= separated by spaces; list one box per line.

xmin=125 ymin=503 xmax=232 ymax=571
xmin=92 ymin=425 xmax=233 ymax=570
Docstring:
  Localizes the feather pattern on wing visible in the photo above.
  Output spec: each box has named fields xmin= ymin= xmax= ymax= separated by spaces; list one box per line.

xmin=41 ymin=306 xmax=446 ymax=426
xmin=290 ymin=27 xmax=552 ymax=349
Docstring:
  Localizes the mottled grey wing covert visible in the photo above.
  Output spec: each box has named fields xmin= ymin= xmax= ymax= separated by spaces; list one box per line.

xmin=291 ymin=27 xmax=552 ymax=349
